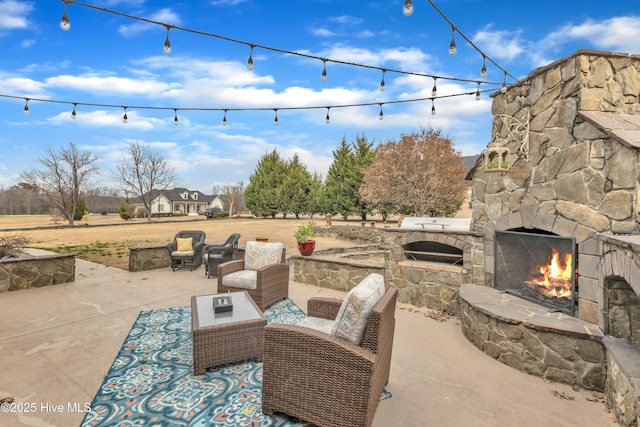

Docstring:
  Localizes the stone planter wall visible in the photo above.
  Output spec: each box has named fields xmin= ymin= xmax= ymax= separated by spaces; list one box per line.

xmin=129 ymin=245 xmax=171 ymax=272
xmin=0 ymin=253 xmax=75 ymax=292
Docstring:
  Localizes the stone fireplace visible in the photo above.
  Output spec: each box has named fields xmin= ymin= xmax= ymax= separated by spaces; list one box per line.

xmin=463 ymin=49 xmax=640 ymax=425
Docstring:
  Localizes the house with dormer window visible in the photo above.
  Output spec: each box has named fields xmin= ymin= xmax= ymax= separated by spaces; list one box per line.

xmin=134 ymin=188 xmax=224 ymax=216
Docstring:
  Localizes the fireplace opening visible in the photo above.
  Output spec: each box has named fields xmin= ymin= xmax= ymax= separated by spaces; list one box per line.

xmin=494 ymin=229 xmax=577 ymax=315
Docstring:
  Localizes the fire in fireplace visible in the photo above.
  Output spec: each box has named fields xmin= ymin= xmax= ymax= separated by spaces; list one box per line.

xmin=494 ymin=230 xmax=577 ymax=315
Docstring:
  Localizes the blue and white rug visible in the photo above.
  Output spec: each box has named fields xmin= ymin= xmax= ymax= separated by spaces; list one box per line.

xmin=81 ymin=299 xmax=309 ymax=426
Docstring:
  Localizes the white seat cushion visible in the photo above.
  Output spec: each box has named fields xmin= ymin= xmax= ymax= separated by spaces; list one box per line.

xmin=172 ymin=250 xmax=194 ymax=257
xmin=221 ymin=270 xmax=257 ymax=290
xmin=334 ymin=273 xmax=385 ymax=345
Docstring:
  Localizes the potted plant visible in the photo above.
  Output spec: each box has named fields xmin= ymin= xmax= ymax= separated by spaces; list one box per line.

xmin=295 ymin=221 xmax=316 ymax=256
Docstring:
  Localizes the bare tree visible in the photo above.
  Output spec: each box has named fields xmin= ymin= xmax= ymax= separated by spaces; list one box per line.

xmin=21 ymin=142 xmax=100 ymax=225
xmin=115 ymin=141 xmax=176 ymax=222
xmin=214 ymin=182 xmax=245 ymax=216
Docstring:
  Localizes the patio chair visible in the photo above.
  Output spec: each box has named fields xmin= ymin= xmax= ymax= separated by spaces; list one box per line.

xmin=217 ymin=240 xmax=288 ymax=310
xmin=203 ymin=233 xmax=241 ymax=278
xmin=262 ymin=273 xmax=398 ymax=427
xmin=166 ymin=230 xmax=206 ymax=271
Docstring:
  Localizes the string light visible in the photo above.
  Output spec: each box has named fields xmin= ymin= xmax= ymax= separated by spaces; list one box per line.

xmin=273 ymin=109 xmax=279 ymax=126
xmin=475 ymin=82 xmax=481 ymax=101
xmin=163 ymin=25 xmax=172 ymax=54
xmin=57 ymin=1 xmax=509 ymax=92
xmin=321 ymin=59 xmax=327 ymax=82
xmin=480 ymin=55 xmax=487 ymax=79
xmin=379 ymin=104 xmax=384 ymax=120
xmin=23 ymin=98 xmax=29 ymax=115
xmin=222 ymin=109 xmax=227 ymax=126
xmin=379 ymin=69 xmax=386 ymax=92
xmin=403 ymin=0 xmax=413 ymax=16
xmin=431 ymin=77 xmax=437 ymax=97
xmin=431 ymin=98 xmax=436 ymax=115
xmin=173 ymin=108 xmax=179 ymax=125
xmin=3 ymin=89 xmax=488 ymax=126
xmin=247 ymin=45 xmax=254 ymax=70
xmin=60 ymin=1 xmax=70 ymax=31
xmin=448 ymin=25 xmax=457 ymax=55
xmin=501 ymin=71 xmax=508 ymax=93
xmin=325 ymin=107 xmax=330 ymax=124
xmin=71 ymin=103 xmax=77 ymax=119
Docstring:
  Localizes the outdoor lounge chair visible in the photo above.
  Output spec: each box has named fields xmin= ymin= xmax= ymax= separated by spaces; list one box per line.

xmin=261 ymin=273 xmax=398 ymax=427
xmin=166 ymin=230 xmax=206 ymax=271
xmin=217 ymin=240 xmax=288 ymax=310
xmin=203 ymin=233 xmax=241 ymax=278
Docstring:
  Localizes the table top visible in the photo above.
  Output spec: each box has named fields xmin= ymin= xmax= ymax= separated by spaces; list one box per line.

xmin=192 ymin=291 xmax=264 ymax=329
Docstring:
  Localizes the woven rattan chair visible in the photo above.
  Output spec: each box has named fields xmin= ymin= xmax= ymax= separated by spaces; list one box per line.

xmin=166 ymin=230 xmax=206 ymax=271
xmin=262 ymin=285 xmax=398 ymax=427
xmin=203 ymin=233 xmax=241 ymax=278
xmin=217 ymin=241 xmax=289 ymax=310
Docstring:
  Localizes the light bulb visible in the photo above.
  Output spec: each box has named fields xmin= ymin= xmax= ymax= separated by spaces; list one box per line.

xmin=449 ymin=26 xmax=457 ymax=55
xmin=403 ymin=0 xmax=413 ymax=16
xmin=325 ymin=108 xmax=330 ymax=124
xmin=173 ymin=110 xmax=179 ymax=125
xmin=163 ymin=26 xmax=171 ymax=54
xmin=431 ymin=78 xmax=437 ymax=97
xmin=60 ymin=12 xmax=70 ymax=31
xmin=379 ymin=70 xmax=386 ymax=91
xmin=273 ymin=110 xmax=279 ymax=126
xmin=379 ymin=106 xmax=384 ymax=121
xmin=431 ymin=100 xmax=436 ymax=116
xmin=60 ymin=3 xmax=70 ymax=31
xmin=501 ymin=72 xmax=507 ymax=93
xmin=23 ymin=99 xmax=29 ymax=115
xmin=475 ymin=87 xmax=481 ymax=101
xmin=321 ymin=61 xmax=327 ymax=82
xmin=222 ymin=110 xmax=227 ymax=126
xmin=122 ymin=108 xmax=128 ymax=124
xmin=247 ymin=46 xmax=254 ymax=70
xmin=71 ymin=104 xmax=77 ymax=119
xmin=480 ymin=56 xmax=487 ymax=79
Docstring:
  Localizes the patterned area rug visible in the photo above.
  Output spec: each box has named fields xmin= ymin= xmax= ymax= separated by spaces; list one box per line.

xmin=81 ymin=299 xmax=390 ymax=426
xmin=81 ymin=299 xmax=307 ymax=426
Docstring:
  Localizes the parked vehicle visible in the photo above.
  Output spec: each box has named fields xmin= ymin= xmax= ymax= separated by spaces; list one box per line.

xmin=204 ymin=207 xmax=222 ymax=219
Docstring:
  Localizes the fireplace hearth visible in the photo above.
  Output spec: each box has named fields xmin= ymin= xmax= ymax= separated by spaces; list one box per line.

xmin=494 ymin=230 xmax=577 ymax=315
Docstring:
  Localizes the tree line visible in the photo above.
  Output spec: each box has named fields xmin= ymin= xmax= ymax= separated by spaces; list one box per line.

xmin=3 ymin=125 xmax=467 ymax=225
xmin=244 ymin=126 xmax=468 ymax=220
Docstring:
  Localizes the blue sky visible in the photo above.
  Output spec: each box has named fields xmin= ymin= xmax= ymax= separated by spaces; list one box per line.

xmin=0 ymin=0 xmax=638 ymax=193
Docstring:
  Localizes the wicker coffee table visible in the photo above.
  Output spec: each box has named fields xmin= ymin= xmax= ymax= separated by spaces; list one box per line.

xmin=191 ymin=291 xmax=267 ymax=375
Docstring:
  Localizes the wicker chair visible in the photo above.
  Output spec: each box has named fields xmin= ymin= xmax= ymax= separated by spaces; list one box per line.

xmin=262 ymin=285 xmax=398 ymax=427
xmin=166 ymin=230 xmax=206 ymax=271
xmin=217 ymin=241 xmax=289 ymax=310
xmin=203 ymin=233 xmax=241 ymax=278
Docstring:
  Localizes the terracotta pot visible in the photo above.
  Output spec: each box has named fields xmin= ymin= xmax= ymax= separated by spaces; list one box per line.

xmin=297 ymin=240 xmax=316 ymax=256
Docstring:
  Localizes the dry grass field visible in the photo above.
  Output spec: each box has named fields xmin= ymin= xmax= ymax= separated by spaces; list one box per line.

xmin=0 ymin=214 xmax=355 ymax=270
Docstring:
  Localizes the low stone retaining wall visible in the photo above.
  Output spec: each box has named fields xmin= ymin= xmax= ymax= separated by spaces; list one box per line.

xmin=129 ymin=245 xmax=171 ymax=271
xmin=459 ymin=284 xmax=606 ymax=391
xmin=603 ymin=337 xmax=640 ymax=426
xmin=0 ymin=253 xmax=75 ymax=292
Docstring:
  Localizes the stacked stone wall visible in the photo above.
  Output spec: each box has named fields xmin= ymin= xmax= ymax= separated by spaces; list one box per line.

xmin=0 ymin=254 xmax=75 ymax=292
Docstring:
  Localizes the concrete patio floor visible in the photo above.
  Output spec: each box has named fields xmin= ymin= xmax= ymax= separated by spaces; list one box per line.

xmin=0 ymin=256 xmax=617 ymax=427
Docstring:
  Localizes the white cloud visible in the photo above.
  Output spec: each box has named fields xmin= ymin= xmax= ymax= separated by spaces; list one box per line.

xmin=47 ymin=109 xmax=159 ymax=130
xmin=0 ymin=0 xmax=32 ymax=31
xmin=20 ymin=39 xmax=35 ymax=48
xmin=45 ymin=74 xmax=179 ymax=95
xmin=472 ymin=25 xmax=524 ymax=61
xmin=310 ymin=27 xmax=336 ymax=37
xmin=118 ymin=9 xmax=182 ymax=37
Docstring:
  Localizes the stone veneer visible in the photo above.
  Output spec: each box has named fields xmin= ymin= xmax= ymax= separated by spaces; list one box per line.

xmin=0 ymin=253 xmax=75 ymax=292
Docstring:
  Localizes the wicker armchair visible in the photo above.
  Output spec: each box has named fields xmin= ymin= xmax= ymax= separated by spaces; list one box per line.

xmin=262 ymin=285 xmax=398 ymax=427
xmin=203 ymin=233 xmax=241 ymax=278
xmin=166 ymin=230 xmax=206 ymax=271
xmin=217 ymin=241 xmax=289 ymax=310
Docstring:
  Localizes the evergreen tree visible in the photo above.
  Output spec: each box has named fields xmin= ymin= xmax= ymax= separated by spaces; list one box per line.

xmin=352 ymin=134 xmax=376 ymax=220
xmin=324 ymin=138 xmax=354 ymax=220
xmin=244 ymin=149 xmax=287 ymax=218
xmin=307 ymin=172 xmax=325 ymax=218
xmin=119 ymin=198 xmax=135 ymax=220
xmin=281 ymin=154 xmax=312 ymax=218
